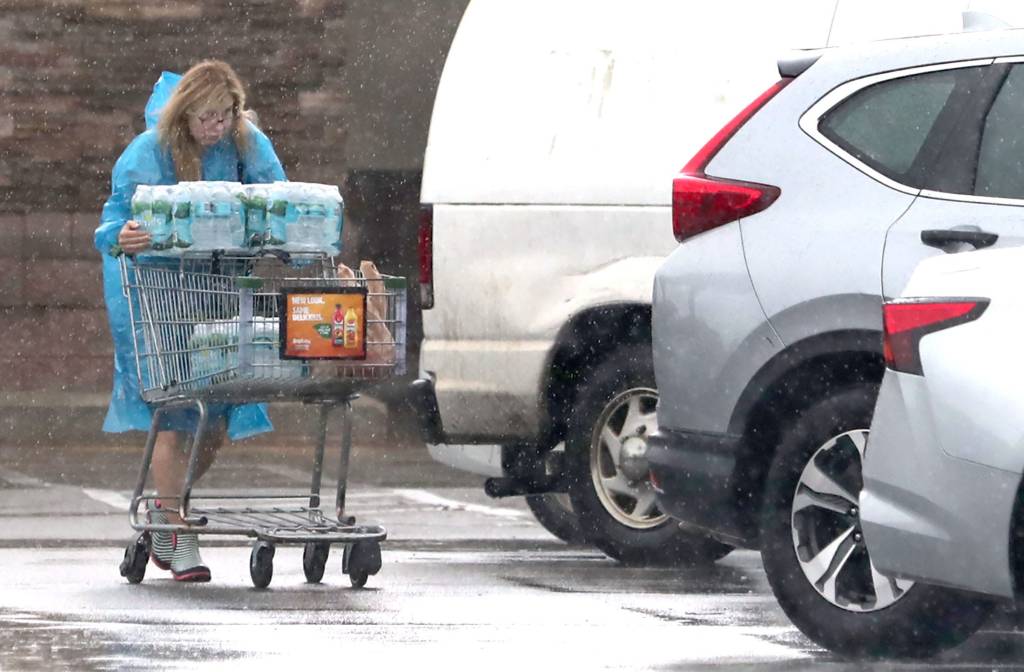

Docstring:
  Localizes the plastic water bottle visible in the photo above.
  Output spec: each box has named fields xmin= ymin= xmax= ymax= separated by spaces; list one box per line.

xmin=226 ymin=183 xmax=245 ymax=248
xmin=212 ymin=181 xmax=245 ymax=249
xmin=130 ymin=185 xmax=152 ymax=243
xmin=149 ymin=186 xmax=175 ymax=251
xmin=173 ymin=182 xmax=193 ymax=250
xmin=240 ymin=184 xmax=268 ymax=248
xmin=320 ymin=184 xmax=344 ymax=255
xmin=283 ymin=183 xmax=309 ymax=251
xmin=286 ymin=183 xmax=315 ymax=251
xmin=267 ymin=182 xmax=288 ymax=247
xmin=189 ymin=182 xmax=213 ymax=249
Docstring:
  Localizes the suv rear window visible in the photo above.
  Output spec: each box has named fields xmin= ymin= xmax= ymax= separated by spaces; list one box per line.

xmin=819 ymin=67 xmax=985 ymax=188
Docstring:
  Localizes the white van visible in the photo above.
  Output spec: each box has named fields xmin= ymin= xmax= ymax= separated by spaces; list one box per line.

xmin=410 ymin=0 xmax=974 ymax=563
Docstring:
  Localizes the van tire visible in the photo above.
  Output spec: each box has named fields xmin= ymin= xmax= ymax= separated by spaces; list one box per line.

xmin=760 ymin=383 xmax=993 ymax=657
xmin=525 ymin=493 xmax=586 ymax=544
xmin=565 ymin=345 xmax=733 ymax=566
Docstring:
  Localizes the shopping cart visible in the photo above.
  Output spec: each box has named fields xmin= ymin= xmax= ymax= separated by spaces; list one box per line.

xmin=115 ymin=250 xmax=406 ymax=588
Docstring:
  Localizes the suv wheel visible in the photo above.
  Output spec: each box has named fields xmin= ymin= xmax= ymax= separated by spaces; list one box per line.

xmin=761 ymin=384 xmax=993 ymax=657
xmin=566 ymin=345 xmax=732 ymax=566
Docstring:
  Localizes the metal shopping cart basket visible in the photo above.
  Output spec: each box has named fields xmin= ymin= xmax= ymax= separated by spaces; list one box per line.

xmin=115 ymin=250 xmax=406 ymax=588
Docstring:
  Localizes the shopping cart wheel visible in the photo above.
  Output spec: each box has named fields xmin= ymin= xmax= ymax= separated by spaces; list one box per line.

xmin=119 ymin=532 xmax=150 ymax=584
xmin=343 ymin=540 xmax=382 ymax=589
xmin=249 ymin=541 xmax=275 ymax=589
xmin=302 ymin=542 xmax=331 ymax=583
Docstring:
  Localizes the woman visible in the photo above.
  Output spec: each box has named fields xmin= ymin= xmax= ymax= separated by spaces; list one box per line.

xmin=95 ymin=60 xmax=286 ymax=582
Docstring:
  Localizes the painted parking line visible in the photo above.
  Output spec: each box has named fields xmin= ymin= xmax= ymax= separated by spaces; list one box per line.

xmin=392 ymin=488 xmax=530 ymax=519
xmin=81 ymin=489 xmax=132 ymax=510
xmin=78 ymin=486 xmax=526 ymax=519
xmin=0 ymin=468 xmax=47 ymax=488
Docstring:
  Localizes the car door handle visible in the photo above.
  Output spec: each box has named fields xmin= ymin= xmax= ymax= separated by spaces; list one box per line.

xmin=921 ymin=229 xmax=999 ymax=251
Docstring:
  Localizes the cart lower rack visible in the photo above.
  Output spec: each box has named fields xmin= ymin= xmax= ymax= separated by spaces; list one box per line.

xmin=116 ymin=251 xmax=406 ymax=588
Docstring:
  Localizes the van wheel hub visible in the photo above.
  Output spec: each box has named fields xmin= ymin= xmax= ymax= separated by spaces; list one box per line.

xmin=619 ymin=436 xmax=650 ymax=483
xmin=589 ymin=387 xmax=665 ymax=529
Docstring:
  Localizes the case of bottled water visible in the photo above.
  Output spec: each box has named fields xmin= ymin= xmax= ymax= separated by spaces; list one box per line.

xmin=130 ymin=185 xmax=176 ymax=253
xmin=131 ymin=181 xmax=344 ymax=255
xmin=189 ymin=317 xmax=306 ymax=381
xmin=277 ymin=182 xmax=343 ymax=254
xmin=190 ymin=181 xmax=246 ymax=250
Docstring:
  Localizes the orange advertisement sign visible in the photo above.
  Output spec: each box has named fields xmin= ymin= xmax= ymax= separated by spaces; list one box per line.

xmin=280 ymin=287 xmax=367 ymax=360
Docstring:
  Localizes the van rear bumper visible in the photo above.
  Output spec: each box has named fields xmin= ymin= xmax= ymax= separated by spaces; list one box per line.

xmin=408 ymin=377 xmax=507 ymax=478
xmin=407 ymin=378 xmax=446 ymax=445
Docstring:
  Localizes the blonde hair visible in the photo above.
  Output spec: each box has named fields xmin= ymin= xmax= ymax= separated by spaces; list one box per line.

xmin=155 ymin=60 xmax=255 ymax=182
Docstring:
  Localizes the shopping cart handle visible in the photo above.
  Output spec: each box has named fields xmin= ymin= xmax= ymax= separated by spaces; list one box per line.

xmin=256 ymin=248 xmax=292 ymax=265
xmin=236 ymin=277 xmax=264 ymax=289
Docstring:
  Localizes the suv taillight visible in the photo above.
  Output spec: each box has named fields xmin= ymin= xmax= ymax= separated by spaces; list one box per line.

xmin=883 ymin=299 xmax=988 ymax=375
xmin=672 ymin=79 xmax=790 ymax=243
xmin=418 ymin=204 xmax=434 ymax=309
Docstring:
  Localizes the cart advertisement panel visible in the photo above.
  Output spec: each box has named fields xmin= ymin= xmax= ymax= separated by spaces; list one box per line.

xmin=280 ymin=287 xmax=367 ymax=360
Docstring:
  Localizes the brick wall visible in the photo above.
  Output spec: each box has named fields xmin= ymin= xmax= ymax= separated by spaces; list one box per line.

xmin=0 ymin=212 xmax=108 ymax=393
xmin=0 ymin=0 xmax=467 ymax=437
xmin=1 ymin=0 xmax=358 ymax=213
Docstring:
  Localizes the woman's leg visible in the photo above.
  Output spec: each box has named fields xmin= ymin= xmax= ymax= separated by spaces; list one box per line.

xmin=149 ymin=422 xmax=225 ymax=582
xmin=151 ymin=423 xmax=226 ymax=522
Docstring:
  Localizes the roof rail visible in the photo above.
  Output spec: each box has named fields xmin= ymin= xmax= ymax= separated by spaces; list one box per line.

xmin=778 ymin=49 xmax=825 ymax=78
xmin=962 ymin=11 xmax=1011 ymax=32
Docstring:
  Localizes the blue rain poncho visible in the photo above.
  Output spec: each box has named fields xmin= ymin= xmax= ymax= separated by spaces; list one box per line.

xmin=95 ymin=77 xmax=286 ymax=439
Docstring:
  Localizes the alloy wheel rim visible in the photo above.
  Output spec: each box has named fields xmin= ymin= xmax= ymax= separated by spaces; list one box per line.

xmin=589 ymin=387 xmax=666 ymax=529
xmin=791 ymin=429 xmax=913 ymax=612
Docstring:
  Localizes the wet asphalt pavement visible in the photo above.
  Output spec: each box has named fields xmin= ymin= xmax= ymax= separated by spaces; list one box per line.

xmin=1 ymin=439 xmax=1023 ymax=671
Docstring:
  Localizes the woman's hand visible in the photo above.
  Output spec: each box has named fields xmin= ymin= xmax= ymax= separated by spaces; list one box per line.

xmin=118 ymin=220 xmax=152 ymax=255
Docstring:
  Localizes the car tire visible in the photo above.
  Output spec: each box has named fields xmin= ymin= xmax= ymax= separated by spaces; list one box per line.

xmin=525 ymin=492 xmax=586 ymax=544
xmin=760 ymin=384 xmax=994 ymax=658
xmin=565 ymin=344 xmax=733 ymax=566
